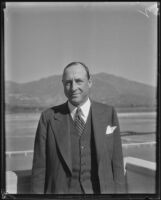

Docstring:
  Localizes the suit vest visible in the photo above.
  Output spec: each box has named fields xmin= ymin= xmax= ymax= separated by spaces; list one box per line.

xmin=68 ymin=110 xmax=100 ymax=194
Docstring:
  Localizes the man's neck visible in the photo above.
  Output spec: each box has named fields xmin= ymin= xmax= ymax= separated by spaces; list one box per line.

xmin=68 ymin=98 xmax=91 ymax=122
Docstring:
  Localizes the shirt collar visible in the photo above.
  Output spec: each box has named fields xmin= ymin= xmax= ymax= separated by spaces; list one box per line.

xmin=68 ymin=98 xmax=91 ymax=122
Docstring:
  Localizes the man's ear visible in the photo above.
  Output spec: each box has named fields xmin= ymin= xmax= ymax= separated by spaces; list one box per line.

xmin=88 ymin=76 xmax=92 ymax=88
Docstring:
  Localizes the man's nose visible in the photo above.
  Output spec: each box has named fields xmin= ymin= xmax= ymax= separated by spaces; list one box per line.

xmin=71 ymin=81 xmax=77 ymax=91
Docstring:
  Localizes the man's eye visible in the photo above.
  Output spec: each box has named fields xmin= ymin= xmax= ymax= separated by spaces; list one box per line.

xmin=65 ymin=82 xmax=71 ymax=86
xmin=76 ymin=80 xmax=83 ymax=83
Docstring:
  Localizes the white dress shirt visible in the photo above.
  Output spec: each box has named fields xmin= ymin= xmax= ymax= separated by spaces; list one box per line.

xmin=68 ymin=98 xmax=91 ymax=123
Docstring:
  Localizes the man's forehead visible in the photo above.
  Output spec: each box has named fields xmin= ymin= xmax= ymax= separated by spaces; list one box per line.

xmin=64 ymin=65 xmax=87 ymax=77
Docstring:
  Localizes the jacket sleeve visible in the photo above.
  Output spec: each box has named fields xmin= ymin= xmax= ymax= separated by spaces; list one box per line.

xmin=111 ymin=107 xmax=126 ymax=193
xmin=31 ymin=112 xmax=47 ymax=194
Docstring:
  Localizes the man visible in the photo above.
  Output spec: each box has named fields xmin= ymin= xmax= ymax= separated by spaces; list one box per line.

xmin=31 ymin=62 xmax=125 ymax=194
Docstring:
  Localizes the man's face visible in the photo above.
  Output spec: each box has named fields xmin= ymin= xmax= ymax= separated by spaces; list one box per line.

xmin=62 ymin=64 xmax=92 ymax=107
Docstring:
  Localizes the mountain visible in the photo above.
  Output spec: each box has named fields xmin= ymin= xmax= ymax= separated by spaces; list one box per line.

xmin=5 ymin=73 xmax=156 ymax=111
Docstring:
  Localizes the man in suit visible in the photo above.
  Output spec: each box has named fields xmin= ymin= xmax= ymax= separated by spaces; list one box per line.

xmin=31 ymin=62 xmax=125 ymax=194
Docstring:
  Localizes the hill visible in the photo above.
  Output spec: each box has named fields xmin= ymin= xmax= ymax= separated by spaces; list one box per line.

xmin=5 ymin=73 xmax=156 ymax=112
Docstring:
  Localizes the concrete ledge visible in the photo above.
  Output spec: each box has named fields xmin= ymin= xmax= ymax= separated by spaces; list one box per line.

xmin=6 ymin=170 xmax=32 ymax=194
xmin=122 ymin=142 xmax=156 ymax=162
xmin=124 ymin=157 xmax=156 ymax=175
xmin=124 ymin=157 xmax=156 ymax=193
xmin=6 ymin=171 xmax=17 ymax=193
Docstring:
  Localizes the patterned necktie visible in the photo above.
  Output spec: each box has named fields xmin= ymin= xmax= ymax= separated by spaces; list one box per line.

xmin=74 ymin=107 xmax=85 ymax=136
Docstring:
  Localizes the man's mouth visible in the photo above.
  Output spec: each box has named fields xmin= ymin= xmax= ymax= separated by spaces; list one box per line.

xmin=71 ymin=93 xmax=80 ymax=97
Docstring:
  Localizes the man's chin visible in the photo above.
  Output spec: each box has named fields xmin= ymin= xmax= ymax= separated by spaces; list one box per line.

xmin=69 ymin=98 xmax=81 ymax=106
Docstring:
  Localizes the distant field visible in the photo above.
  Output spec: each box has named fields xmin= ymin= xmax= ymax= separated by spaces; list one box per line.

xmin=6 ymin=136 xmax=35 ymax=151
xmin=6 ymin=106 xmax=156 ymax=114
xmin=121 ymin=132 xmax=156 ymax=144
xmin=116 ymin=106 xmax=156 ymax=113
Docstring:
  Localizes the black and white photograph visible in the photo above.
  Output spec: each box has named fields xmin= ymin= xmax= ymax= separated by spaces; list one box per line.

xmin=2 ymin=1 xmax=159 ymax=198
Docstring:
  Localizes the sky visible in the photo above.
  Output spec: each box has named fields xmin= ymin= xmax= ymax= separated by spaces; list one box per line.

xmin=4 ymin=2 xmax=158 ymax=86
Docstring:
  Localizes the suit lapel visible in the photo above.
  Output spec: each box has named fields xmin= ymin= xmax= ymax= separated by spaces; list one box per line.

xmin=49 ymin=103 xmax=72 ymax=174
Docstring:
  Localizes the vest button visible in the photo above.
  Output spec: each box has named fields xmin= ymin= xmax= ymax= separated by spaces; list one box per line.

xmin=81 ymin=146 xmax=84 ymax=150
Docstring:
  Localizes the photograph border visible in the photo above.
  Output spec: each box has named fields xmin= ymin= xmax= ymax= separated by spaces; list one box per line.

xmin=1 ymin=1 xmax=160 ymax=200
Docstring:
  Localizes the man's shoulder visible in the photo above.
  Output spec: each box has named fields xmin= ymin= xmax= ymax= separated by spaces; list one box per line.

xmin=91 ymin=101 xmax=118 ymax=119
xmin=91 ymin=100 xmax=114 ymax=111
xmin=41 ymin=102 xmax=68 ymax=117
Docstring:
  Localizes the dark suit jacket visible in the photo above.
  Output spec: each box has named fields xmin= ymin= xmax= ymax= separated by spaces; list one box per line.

xmin=31 ymin=101 xmax=125 ymax=194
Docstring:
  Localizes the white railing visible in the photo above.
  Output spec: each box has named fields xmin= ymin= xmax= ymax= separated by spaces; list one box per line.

xmin=6 ymin=150 xmax=33 ymax=158
xmin=122 ymin=141 xmax=156 ymax=148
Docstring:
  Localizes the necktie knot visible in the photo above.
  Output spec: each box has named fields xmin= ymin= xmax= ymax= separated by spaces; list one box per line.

xmin=75 ymin=107 xmax=82 ymax=118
